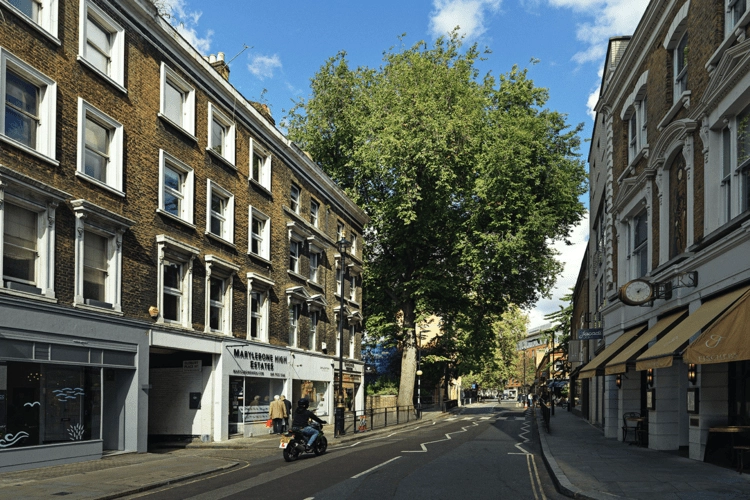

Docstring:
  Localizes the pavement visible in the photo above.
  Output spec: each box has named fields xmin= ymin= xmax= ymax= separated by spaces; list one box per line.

xmin=535 ymin=405 xmax=750 ymax=499
xmin=0 ymin=407 xmax=451 ymax=499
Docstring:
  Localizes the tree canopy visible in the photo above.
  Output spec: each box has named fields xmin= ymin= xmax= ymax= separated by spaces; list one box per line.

xmin=286 ymin=34 xmax=587 ymax=405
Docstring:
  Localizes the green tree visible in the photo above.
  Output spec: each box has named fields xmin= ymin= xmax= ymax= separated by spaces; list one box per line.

xmin=543 ymin=288 xmax=574 ymax=357
xmin=286 ymin=34 xmax=587 ymax=406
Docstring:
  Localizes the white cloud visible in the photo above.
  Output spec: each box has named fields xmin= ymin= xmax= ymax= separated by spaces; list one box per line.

xmin=546 ymin=0 xmax=649 ymax=64
xmin=248 ymin=54 xmax=282 ymax=80
xmin=526 ymin=213 xmax=590 ymax=329
xmin=429 ymin=0 xmax=502 ymax=41
xmin=586 ymin=85 xmax=599 ymax=120
xmin=157 ymin=0 xmax=212 ymax=53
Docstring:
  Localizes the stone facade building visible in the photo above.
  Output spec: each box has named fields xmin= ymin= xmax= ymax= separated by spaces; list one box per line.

xmin=0 ymin=0 xmax=367 ymax=471
xmin=575 ymin=0 xmax=750 ymax=462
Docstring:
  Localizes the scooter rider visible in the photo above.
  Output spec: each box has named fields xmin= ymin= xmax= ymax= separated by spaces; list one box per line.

xmin=292 ymin=398 xmax=326 ymax=449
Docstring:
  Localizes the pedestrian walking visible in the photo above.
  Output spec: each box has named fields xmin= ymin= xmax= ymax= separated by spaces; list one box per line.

xmin=280 ymin=395 xmax=292 ymax=432
xmin=269 ymin=395 xmax=286 ymax=434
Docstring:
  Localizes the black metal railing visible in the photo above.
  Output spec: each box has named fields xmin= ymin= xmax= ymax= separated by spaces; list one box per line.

xmin=337 ymin=405 xmax=423 ymax=434
xmin=539 ymin=401 xmax=551 ymax=433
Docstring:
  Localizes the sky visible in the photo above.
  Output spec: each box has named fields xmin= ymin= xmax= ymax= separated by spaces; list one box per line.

xmin=159 ymin=0 xmax=650 ymax=329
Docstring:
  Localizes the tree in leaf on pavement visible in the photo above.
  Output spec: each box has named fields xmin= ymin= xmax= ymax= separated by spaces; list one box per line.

xmin=285 ymin=33 xmax=587 ymax=406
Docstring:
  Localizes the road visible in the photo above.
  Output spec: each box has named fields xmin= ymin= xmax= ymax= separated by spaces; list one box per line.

xmin=125 ymin=402 xmax=564 ymax=500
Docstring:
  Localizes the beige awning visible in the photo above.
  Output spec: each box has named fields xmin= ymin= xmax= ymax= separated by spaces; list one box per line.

xmin=635 ymin=286 xmax=750 ymax=371
xmin=683 ymin=287 xmax=750 ymax=365
xmin=578 ymin=326 xmax=646 ymax=379
xmin=604 ymin=311 xmax=687 ymax=375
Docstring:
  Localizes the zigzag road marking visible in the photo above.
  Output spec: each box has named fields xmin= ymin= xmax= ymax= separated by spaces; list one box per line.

xmin=401 ymin=421 xmax=479 ymax=453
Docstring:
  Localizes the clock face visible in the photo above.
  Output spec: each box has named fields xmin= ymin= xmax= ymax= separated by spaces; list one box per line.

xmin=622 ymin=279 xmax=653 ymax=305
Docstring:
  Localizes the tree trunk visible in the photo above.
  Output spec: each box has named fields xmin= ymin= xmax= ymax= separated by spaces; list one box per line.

xmin=397 ymin=302 xmax=417 ymax=408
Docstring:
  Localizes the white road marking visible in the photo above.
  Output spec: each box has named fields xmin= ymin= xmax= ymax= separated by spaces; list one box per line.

xmin=351 ymin=456 xmax=402 ymax=478
xmin=402 ymin=421 xmax=479 ymax=453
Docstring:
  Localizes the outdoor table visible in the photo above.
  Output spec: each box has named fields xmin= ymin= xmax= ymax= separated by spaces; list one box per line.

xmin=626 ymin=417 xmax=647 ymax=446
xmin=708 ymin=426 xmax=750 ymax=470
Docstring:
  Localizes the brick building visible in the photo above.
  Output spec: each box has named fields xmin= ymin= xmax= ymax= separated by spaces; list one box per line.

xmin=575 ymin=0 xmax=750 ymax=461
xmin=0 ymin=0 xmax=367 ymax=471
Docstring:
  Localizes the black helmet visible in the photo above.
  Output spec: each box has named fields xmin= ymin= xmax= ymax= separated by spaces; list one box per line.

xmin=297 ymin=398 xmax=309 ymax=409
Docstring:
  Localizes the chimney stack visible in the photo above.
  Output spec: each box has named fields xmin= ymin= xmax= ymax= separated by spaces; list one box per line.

xmin=208 ymin=52 xmax=230 ymax=81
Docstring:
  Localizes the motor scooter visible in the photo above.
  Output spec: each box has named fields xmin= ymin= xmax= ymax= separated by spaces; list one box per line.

xmin=280 ymin=420 xmax=327 ymax=461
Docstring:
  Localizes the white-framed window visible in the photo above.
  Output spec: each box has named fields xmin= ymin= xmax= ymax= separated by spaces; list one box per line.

xmin=336 ymin=221 xmax=344 ymax=242
xmin=335 ymin=263 xmax=343 ymax=296
xmin=348 ymin=274 xmax=356 ymax=302
xmin=78 ymin=0 xmax=125 ymax=88
xmin=158 ymin=150 xmax=194 ymax=225
xmin=723 ymin=126 xmax=733 ymax=223
xmin=206 ymin=180 xmax=234 ymax=244
xmin=349 ymin=324 xmax=356 ymax=358
xmin=156 ymin=234 xmax=199 ymax=328
xmin=71 ymin=199 xmax=132 ymax=312
xmin=310 ymin=200 xmax=319 ymax=227
xmin=290 ymin=184 xmax=300 ymax=213
xmin=160 ymin=63 xmax=195 ymax=136
xmin=673 ymin=32 xmax=688 ymax=103
xmin=735 ymin=106 xmax=750 ymax=216
xmin=249 ymin=206 xmax=270 ymax=259
xmin=250 ymin=138 xmax=271 ymax=190
xmin=727 ymin=0 xmax=748 ymax=34
xmin=1 ymin=48 xmax=57 ymax=160
xmin=289 ymin=239 xmax=300 ymax=273
xmin=76 ymin=99 xmax=123 ymax=195
xmin=207 ymin=103 xmax=235 ymax=165
xmin=630 ymin=210 xmax=649 ymax=279
xmin=204 ymin=255 xmax=238 ymax=335
xmin=309 ymin=251 xmax=320 ymax=283
xmin=2 ymin=0 xmax=59 ymax=41
xmin=247 ymin=273 xmax=274 ymax=342
xmin=350 ymin=233 xmax=358 ymax=257
xmin=309 ymin=310 xmax=319 ymax=351
xmin=288 ymin=302 xmax=300 ymax=347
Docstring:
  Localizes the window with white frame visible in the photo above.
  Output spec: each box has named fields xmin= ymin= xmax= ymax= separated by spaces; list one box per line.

xmin=309 ymin=310 xmax=319 ymax=351
xmin=158 ymin=150 xmax=194 ymax=225
xmin=290 ymin=184 xmax=300 ymax=213
xmin=204 ymin=255 xmax=238 ymax=334
xmin=78 ymin=0 xmax=125 ymax=87
xmin=206 ymin=180 xmax=234 ymax=243
xmin=3 ymin=0 xmax=58 ymax=39
xmin=348 ymin=274 xmax=356 ymax=302
xmin=350 ymin=233 xmax=358 ymax=257
xmin=289 ymin=239 xmax=300 ymax=273
xmin=71 ymin=199 xmax=132 ymax=312
xmin=247 ymin=273 xmax=273 ymax=342
xmin=336 ymin=221 xmax=344 ymax=242
xmin=630 ymin=210 xmax=649 ymax=278
xmin=160 ymin=63 xmax=195 ymax=135
xmin=310 ymin=200 xmax=319 ymax=227
xmin=249 ymin=206 xmax=270 ymax=259
xmin=0 ymin=171 xmax=65 ymax=298
xmin=288 ymin=302 xmax=300 ymax=347
xmin=156 ymin=234 xmax=199 ymax=327
xmin=1 ymin=48 xmax=56 ymax=159
xmin=723 ymin=126 xmax=733 ymax=223
xmin=309 ymin=251 xmax=320 ymax=283
xmin=737 ymin=107 xmax=750 ymax=215
xmin=250 ymin=138 xmax=271 ymax=189
xmin=207 ymin=103 xmax=235 ymax=165
xmin=727 ymin=0 xmax=748 ymax=34
xmin=673 ymin=32 xmax=688 ymax=103
xmin=335 ymin=263 xmax=343 ymax=296
xmin=349 ymin=324 xmax=356 ymax=358
xmin=77 ymin=99 xmax=123 ymax=194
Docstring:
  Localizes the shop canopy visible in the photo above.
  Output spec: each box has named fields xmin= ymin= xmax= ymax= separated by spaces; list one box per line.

xmin=578 ymin=326 xmax=646 ymax=379
xmin=683 ymin=287 xmax=750 ymax=365
xmin=604 ymin=311 xmax=687 ymax=375
xmin=635 ymin=285 xmax=750 ymax=371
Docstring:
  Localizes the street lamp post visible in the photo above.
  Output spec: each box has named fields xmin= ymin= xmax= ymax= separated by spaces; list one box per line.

xmin=335 ymin=237 xmax=350 ymax=438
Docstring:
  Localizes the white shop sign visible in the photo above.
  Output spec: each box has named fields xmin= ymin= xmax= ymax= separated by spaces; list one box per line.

xmin=226 ymin=343 xmax=288 ymax=379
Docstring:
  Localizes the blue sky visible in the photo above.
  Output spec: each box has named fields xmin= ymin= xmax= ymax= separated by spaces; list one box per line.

xmin=160 ymin=0 xmax=649 ymax=328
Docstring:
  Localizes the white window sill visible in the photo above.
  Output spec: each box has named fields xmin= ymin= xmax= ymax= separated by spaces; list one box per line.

xmin=308 ymin=280 xmax=324 ymax=291
xmin=287 ymin=270 xmax=308 ymax=281
xmin=206 ymin=147 xmax=236 ymax=170
xmin=156 ymin=318 xmax=192 ymax=330
xmin=0 ymin=286 xmax=57 ymax=303
xmin=73 ymin=302 xmax=124 ymax=316
xmin=658 ymin=91 xmax=691 ymax=130
xmin=156 ymin=208 xmax=196 ymax=229
xmin=247 ymin=251 xmax=271 ymax=264
xmin=77 ymin=56 xmax=127 ymax=94
xmin=158 ymin=113 xmax=197 ymax=142
xmin=0 ymin=134 xmax=59 ymax=167
xmin=0 ymin=1 xmax=60 ymax=45
xmin=618 ymin=147 xmax=649 ymax=184
xmin=205 ymin=231 xmax=236 ymax=248
xmin=249 ymin=178 xmax=273 ymax=197
xmin=75 ymin=171 xmax=125 ymax=197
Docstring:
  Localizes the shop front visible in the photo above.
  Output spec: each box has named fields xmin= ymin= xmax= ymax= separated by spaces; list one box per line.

xmin=288 ymin=352 xmax=334 ymax=418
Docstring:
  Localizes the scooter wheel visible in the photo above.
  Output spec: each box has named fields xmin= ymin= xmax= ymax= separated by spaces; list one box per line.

xmin=314 ymin=436 xmax=328 ymax=456
xmin=283 ymin=441 xmax=300 ymax=462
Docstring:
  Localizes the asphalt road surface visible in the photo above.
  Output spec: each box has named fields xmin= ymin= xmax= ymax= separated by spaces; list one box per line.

xmin=125 ymin=402 xmax=564 ymax=500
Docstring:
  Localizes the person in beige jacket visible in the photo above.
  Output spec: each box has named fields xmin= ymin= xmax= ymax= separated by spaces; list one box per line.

xmin=269 ymin=395 xmax=287 ymax=434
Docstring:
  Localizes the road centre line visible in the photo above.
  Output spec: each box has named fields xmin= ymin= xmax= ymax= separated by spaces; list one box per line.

xmin=351 ymin=456 xmax=402 ymax=478
xmin=402 ymin=421 xmax=479 ymax=453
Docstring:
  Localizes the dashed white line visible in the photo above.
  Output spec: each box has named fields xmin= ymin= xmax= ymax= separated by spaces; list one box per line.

xmin=351 ymin=456 xmax=402 ymax=478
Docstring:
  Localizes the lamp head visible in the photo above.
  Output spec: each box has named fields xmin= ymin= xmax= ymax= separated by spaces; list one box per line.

xmin=337 ymin=237 xmax=351 ymax=254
